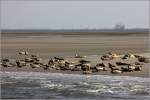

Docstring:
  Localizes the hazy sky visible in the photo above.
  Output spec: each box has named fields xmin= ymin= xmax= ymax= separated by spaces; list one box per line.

xmin=1 ymin=0 xmax=149 ymax=29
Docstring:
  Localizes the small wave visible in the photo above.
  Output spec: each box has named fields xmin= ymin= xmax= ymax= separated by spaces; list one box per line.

xmin=86 ymin=89 xmax=100 ymax=93
xmin=42 ymin=83 xmax=63 ymax=89
xmin=130 ymin=89 xmax=150 ymax=95
xmin=1 ymin=81 xmax=17 ymax=85
xmin=1 ymin=71 xmax=150 ymax=82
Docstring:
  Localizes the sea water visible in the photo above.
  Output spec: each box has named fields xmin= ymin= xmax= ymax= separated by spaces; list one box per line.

xmin=1 ymin=71 xmax=150 ymax=100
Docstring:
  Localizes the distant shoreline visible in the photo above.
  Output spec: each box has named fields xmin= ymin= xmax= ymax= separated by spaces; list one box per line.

xmin=1 ymin=28 xmax=149 ymax=33
xmin=1 ymin=29 xmax=149 ymax=37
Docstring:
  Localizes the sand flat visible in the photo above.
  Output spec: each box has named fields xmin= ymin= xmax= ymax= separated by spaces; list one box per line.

xmin=1 ymin=33 xmax=149 ymax=77
xmin=1 ymin=33 xmax=149 ymax=58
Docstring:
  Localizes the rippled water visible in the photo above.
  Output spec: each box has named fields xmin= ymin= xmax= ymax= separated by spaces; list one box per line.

xmin=1 ymin=71 xmax=150 ymax=99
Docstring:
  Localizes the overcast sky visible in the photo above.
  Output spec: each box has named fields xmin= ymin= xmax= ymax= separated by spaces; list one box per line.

xmin=1 ymin=0 xmax=149 ymax=29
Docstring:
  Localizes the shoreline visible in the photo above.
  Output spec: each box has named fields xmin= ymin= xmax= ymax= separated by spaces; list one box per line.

xmin=1 ymin=68 xmax=149 ymax=78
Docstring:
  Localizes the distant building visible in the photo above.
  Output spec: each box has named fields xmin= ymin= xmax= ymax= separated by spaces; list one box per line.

xmin=114 ymin=23 xmax=125 ymax=30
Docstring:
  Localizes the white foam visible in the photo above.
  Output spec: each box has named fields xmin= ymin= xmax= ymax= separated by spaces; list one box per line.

xmin=1 ymin=71 xmax=150 ymax=83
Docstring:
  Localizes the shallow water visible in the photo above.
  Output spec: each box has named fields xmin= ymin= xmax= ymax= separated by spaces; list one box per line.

xmin=1 ymin=71 xmax=150 ymax=99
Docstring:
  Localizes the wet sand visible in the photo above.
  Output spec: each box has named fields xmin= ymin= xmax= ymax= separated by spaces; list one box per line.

xmin=1 ymin=32 xmax=149 ymax=77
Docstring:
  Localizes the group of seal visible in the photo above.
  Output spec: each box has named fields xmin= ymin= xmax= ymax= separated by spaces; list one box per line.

xmin=1 ymin=51 xmax=149 ymax=74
